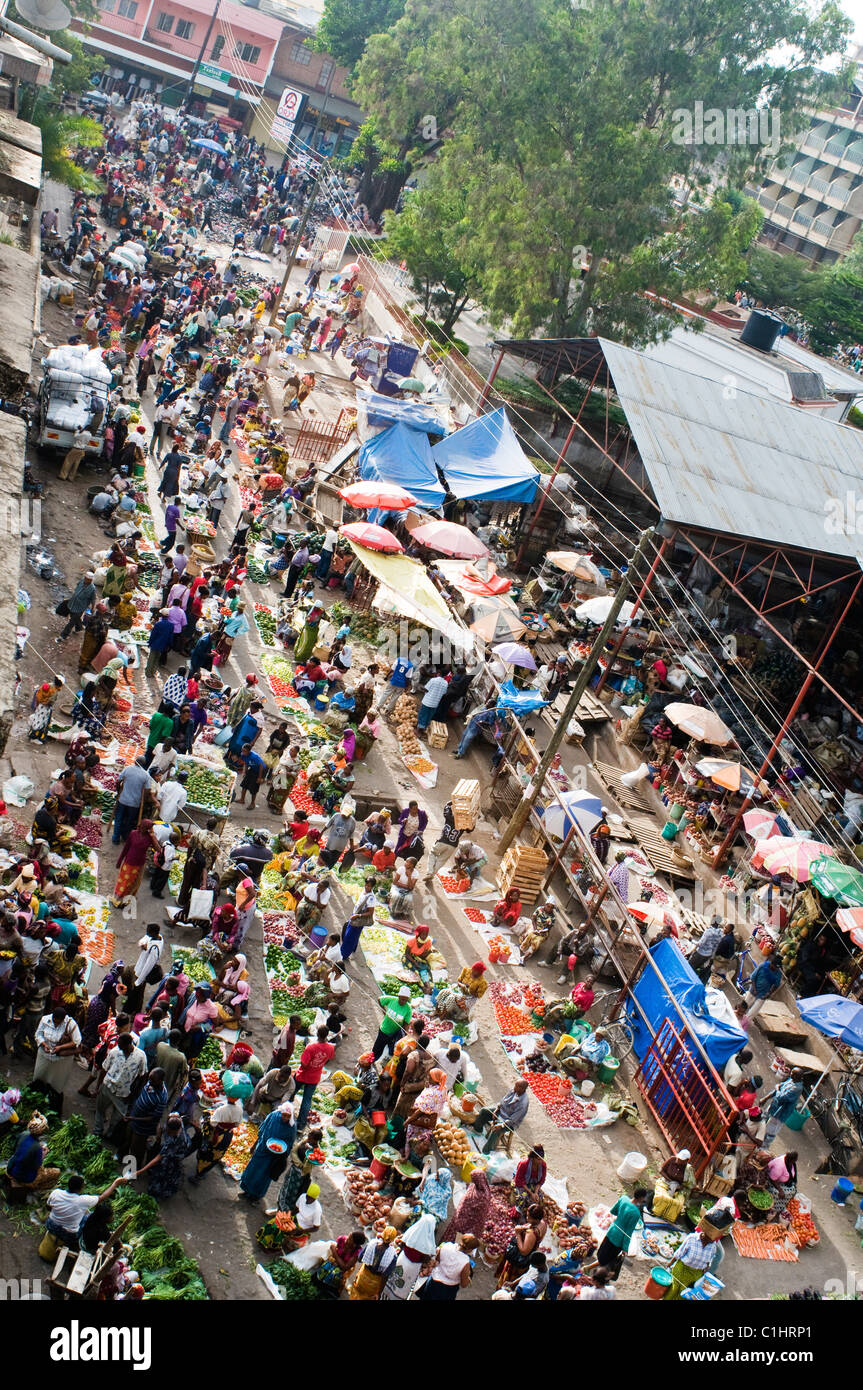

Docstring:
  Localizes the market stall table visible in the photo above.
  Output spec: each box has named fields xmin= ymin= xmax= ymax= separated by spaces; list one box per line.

xmin=592 ymin=760 xmax=653 ymax=812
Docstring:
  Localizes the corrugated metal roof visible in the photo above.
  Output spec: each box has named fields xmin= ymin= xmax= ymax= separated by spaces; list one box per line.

xmin=598 ymin=338 xmax=863 ymax=562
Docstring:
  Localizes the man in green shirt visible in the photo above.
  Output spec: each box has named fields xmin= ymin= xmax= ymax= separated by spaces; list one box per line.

xmin=372 ymin=985 xmax=413 ymax=1060
xmin=594 ymin=1187 xmax=649 ymax=1279
xmin=145 ymin=704 xmax=175 ymax=765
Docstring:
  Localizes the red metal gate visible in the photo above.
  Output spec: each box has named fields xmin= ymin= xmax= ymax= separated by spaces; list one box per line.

xmin=634 ymin=1018 xmax=738 ymax=1179
xmin=292 ymin=414 xmax=355 ymax=464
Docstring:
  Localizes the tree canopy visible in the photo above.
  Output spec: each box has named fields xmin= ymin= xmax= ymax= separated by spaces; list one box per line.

xmin=353 ymin=0 xmax=850 ymax=345
xmin=384 ymin=173 xmax=481 ymax=333
xmin=312 ymin=0 xmax=407 ymax=73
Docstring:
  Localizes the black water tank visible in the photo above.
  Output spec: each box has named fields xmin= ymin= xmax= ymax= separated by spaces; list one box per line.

xmin=740 ymin=309 xmax=783 ymax=353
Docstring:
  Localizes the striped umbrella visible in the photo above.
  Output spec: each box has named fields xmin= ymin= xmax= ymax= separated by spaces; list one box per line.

xmin=753 ymin=837 xmax=837 ymax=883
xmin=742 ymin=809 xmax=786 ymax=841
xmin=694 ymin=758 xmax=765 ymax=796
xmin=836 ymin=907 xmax=863 ymax=950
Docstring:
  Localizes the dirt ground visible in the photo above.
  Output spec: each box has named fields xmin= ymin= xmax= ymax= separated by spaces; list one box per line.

xmin=2 ymin=191 xmax=858 ymax=1304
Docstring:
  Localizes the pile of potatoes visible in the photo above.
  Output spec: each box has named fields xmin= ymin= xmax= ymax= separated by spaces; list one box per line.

xmin=346 ymin=1168 xmax=394 ymax=1225
xmin=436 ymin=1120 xmax=471 ymax=1168
xmin=393 ymin=693 xmax=422 ymax=756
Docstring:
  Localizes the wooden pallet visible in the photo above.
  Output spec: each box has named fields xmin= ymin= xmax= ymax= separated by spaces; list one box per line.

xmin=625 ymin=814 xmax=700 ymax=882
xmin=427 ymin=721 xmax=448 ymax=749
xmin=542 ymin=688 xmax=611 ymax=730
xmin=452 ymin=777 xmax=481 ymax=830
xmin=498 ymin=843 xmax=548 ymax=903
xmin=592 ymin=760 xmax=653 ymax=811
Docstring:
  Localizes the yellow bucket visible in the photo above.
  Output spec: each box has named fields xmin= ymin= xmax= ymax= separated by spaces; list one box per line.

xmin=554 ymin=1033 xmax=576 ymax=1057
xmin=460 ymin=1157 xmax=479 ymax=1182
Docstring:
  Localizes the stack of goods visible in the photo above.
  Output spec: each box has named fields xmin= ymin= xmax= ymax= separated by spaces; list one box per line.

xmin=497 ymin=843 xmax=548 ymax=904
xmin=451 ymin=779 xmax=481 ymax=831
xmin=177 ymin=757 xmax=235 ymax=815
xmin=435 ymin=1120 xmax=472 ymax=1172
xmin=392 ymin=693 xmax=421 ymax=756
xmin=344 ymin=1169 xmax=394 ymax=1228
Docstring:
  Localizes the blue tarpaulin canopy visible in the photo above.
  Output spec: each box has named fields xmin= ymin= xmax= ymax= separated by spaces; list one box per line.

xmin=357 ymin=391 xmax=448 ymax=435
xmin=358 ymin=423 xmax=446 ymax=513
xmin=431 ymin=407 xmax=540 ymax=503
xmin=495 ymin=680 xmax=548 ymax=714
xmin=626 ymin=938 xmax=747 ymax=1070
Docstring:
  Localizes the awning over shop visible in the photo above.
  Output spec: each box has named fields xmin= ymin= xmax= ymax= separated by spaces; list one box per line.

xmin=432 ymin=407 xmax=540 ymax=503
xmin=626 ymin=938 xmax=747 ymax=1070
xmin=356 ymin=390 xmax=448 ymax=436
xmin=357 ymin=422 xmax=446 ymax=513
xmin=346 ymin=541 xmax=473 ymax=651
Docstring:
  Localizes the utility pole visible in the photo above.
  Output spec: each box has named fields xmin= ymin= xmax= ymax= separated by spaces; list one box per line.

xmin=268 ymin=161 xmax=323 ymax=325
xmin=183 ymin=0 xmax=223 ymax=112
xmin=498 ymin=527 xmax=654 ymax=857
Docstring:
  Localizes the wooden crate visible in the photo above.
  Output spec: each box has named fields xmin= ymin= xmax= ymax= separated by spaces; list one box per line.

xmin=428 ymin=721 xmax=448 ymax=749
xmin=452 ymin=778 xmax=481 ymax=829
xmin=497 ymin=842 xmax=548 ymax=903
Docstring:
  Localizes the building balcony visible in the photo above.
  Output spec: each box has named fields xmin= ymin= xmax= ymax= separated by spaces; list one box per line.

xmin=142 ymin=26 xmax=269 ymax=83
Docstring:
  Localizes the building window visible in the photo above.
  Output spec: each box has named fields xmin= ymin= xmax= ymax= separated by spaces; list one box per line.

xmin=155 ymin=11 xmax=173 ymax=31
xmin=234 ymin=42 xmax=261 ymax=65
xmin=318 ymin=58 xmax=334 ymax=88
xmin=117 ymin=0 xmax=138 ymax=16
xmin=175 ymin=18 xmax=193 ymax=38
xmin=210 ymin=33 xmax=225 ymax=60
xmin=98 ymin=0 xmax=116 ymax=12
xmin=290 ymin=38 xmax=311 ymax=63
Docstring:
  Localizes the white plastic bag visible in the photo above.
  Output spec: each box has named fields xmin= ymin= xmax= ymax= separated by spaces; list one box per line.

xmin=3 ymin=775 xmax=34 ymax=806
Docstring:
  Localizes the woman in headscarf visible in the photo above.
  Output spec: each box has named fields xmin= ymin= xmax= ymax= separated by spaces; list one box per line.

xmin=395 ymin=801 xmax=427 ymax=861
xmin=239 ymin=1100 xmax=296 ymax=1203
xmin=380 ymin=1212 xmax=437 ymax=1301
xmin=5 ymin=1113 xmax=60 ymax=1193
xmin=278 ymin=1127 xmax=325 ymax=1213
xmin=418 ymin=1165 xmax=453 ymax=1228
xmin=404 ymin=1068 xmax=448 ymax=1161
xmin=315 ymin=1230 xmax=365 ymax=1296
xmin=190 ymin=1100 xmax=243 ymax=1185
xmin=140 ymin=1113 xmax=192 ymax=1199
xmin=233 ymin=877 xmax=257 ymax=948
xmin=401 ymin=922 xmax=433 ymax=991
xmin=45 ymin=937 xmax=88 ymax=1015
xmin=27 ymin=678 xmax=65 ymax=742
xmin=293 ymin=603 xmax=324 ymax=665
xmin=78 ymin=603 xmax=110 ymax=672
xmin=111 ymin=819 xmax=158 ymax=908
xmin=349 ymin=1226 xmax=399 ymax=1300
xmin=443 ymin=1168 xmax=492 ymax=1243
xmin=79 ymin=974 xmax=119 ymax=1056
xmin=226 ymin=673 xmax=259 ymax=727
xmin=69 ymin=674 xmax=109 ymax=739
xmin=214 ymin=953 xmax=249 ymax=1027
xmin=391 ymin=859 xmax=419 ymax=923
xmin=513 ymin=1146 xmax=547 ymax=1213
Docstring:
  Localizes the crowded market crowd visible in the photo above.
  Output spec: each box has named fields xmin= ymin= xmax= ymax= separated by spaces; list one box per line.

xmin=0 ymin=95 xmax=834 ymax=1306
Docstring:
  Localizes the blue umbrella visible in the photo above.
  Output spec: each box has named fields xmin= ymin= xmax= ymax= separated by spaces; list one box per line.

xmin=539 ymin=789 xmax=604 ymax=840
xmin=190 ymin=138 xmax=227 ymax=153
xmin=797 ymin=993 xmax=863 ymax=1049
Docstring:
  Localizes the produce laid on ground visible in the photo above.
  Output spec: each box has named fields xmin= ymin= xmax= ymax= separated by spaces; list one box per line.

xmin=222 ymin=1121 xmax=257 ymax=1179
xmin=253 ymin=603 xmax=278 ymax=647
xmin=171 ymin=945 xmax=215 ymax=986
xmin=345 ymin=1168 xmax=394 ymax=1226
xmin=0 ymin=1091 xmax=206 ymax=1298
xmin=435 ymin=1120 xmax=472 ymax=1169
xmin=76 ymin=816 xmax=104 ymax=848
xmin=392 ymin=693 xmax=422 ymax=757
xmin=178 ymin=757 xmax=234 ymax=813
xmin=264 ymin=1259 xmax=324 ymax=1301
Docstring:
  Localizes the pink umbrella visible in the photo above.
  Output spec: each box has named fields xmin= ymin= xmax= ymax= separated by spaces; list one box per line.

xmin=339 ymin=481 xmax=417 ymax=510
xmin=752 ymin=836 xmax=837 ymax=883
xmin=340 ymin=522 xmax=404 ymax=554
xmin=492 ymin=642 xmax=536 ymax=670
xmin=741 ymin=809 xmax=786 ymax=842
xmin=836 ymin=907 xmax=863 ymax=950
xmin=411 ymin=520 xmax=489 ymax=560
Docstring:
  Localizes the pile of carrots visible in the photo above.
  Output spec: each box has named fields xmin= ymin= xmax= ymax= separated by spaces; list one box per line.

xmin=731 ymin=1222 xmax=799 ymax=1262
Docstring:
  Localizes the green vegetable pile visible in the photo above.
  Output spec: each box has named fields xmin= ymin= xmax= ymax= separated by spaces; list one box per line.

xmin=195 ymin=1035 xmax=224 ymax=1070
xmin=265 ymin=1258 xmax=324 ymax=1300
xmin=180 ymin=759 xmax=234 ymax=812
xmin=265 ymin=944 xmax=303 ymax=975
xmin=65 ymin=861 xmax=98 ymax=893
xmin=254 ymin=606 xmax=277 ymax=646
xmin=380 ymin=973 xmax=425 ymax=1001
xmin=246 ymin=555 xmax=269 ymax=584
xmin=171 ymin=947 xmax=214 ymax=985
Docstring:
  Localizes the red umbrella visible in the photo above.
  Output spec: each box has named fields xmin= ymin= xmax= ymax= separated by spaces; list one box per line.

xmin=411 ymin=520 xmax=489 ymax=560
xmin=339 ymin=481 xmax=417 ymax=511
xmin=340 ymin=522 xmax=404 ymax=554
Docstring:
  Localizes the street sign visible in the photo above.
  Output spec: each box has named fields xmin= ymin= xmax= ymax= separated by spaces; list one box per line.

xmin=270 ymin=115 xmax=295 ymax=147
xmin=198 ymin=62 xmax=232 ymax=87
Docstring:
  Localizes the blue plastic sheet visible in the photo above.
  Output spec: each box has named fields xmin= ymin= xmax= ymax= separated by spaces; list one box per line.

xmin=625 ymin=938 xmax=747 ymax=1070
xmin=495 ymin=681 xmax=548 ymax=714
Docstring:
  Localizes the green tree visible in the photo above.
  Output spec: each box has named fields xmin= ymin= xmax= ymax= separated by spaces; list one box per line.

xmin=808 ymin=263 xmax=863 ymax=354
xmin=384 ymin=174 xmax=481 ymax=334
xmin=355 ymin=0 xmax=850 ymax=344
xmin=312 ymin=0 xmax=407 ymax=72
xmin=741 ymin=245 xmax=822 ymax=312
xmin=17 ymin=33 xmax=104 ymax=188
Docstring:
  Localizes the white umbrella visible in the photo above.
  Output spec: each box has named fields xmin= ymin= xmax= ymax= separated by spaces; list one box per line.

xmin=539 ymin=790 xmax=604 ymax=839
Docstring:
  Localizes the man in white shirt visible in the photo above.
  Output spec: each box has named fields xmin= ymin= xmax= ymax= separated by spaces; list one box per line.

xmin=94 ymin=1033 xmax=147 ymax=1136
xmin=418 ymin=673 xmax=449 ymax=731
xmin=158 ymin=768 xmax=188 ymax=824
xmin=59 ymin=427 xmax=91 ymax=482
xmin=46 ymin=1173 xmax=127 ymax=1242
xmin=316 ymin=527 xmax=339 ymax=581
xmin=148 ymin=738 xmax=177 ymax=779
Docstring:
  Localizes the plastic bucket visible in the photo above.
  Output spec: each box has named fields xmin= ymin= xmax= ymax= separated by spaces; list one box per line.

xmin=580 ymin=1080 xmax=595 ymax=1097
xmin=554 ymin=1032 xmax=576 ymax=1057
xmin=784 ymin=1106 xmax=810 ymax=1132
xmin=661 ymin=820 xmax=681 ymax=841
xmin=616 ymin=1151 xmax=648 ymax=1183
xmin=831 ymin=1176 xmax=855 ymax=1205
xmin=313 ymin=693 xmax=329 ymax=712
xmin=644 ymin=1266 xmax=673 ymax=1299
xmin=598 ymin=1055 xmax=620 ymax=1084
xmin=369 ymin=1155 xmax=392 ymax=1182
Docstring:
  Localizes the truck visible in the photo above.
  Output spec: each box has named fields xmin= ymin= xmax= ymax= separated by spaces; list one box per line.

xmin=34 ymin=345 xmax=112 ymax=461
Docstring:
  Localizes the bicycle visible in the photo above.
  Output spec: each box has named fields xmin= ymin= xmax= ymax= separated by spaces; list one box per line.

xmin=592 ymin=989 xmax=636 ymax=1063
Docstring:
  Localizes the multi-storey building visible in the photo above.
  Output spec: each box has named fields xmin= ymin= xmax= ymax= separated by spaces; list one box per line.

xmin=757 ymin=46 xmax=863 ymax=265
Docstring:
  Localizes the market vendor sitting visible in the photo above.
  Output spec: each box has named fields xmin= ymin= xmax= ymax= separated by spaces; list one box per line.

xmin=358 ymin=811 xmax=390 ymax=858
xmin=294 ymin=658 xmax=328 ymax=699
xmin=659 ymin=1147 xmax=695 ymax=1193
xmin=517 ymin=898 xmax=557 ymax=960
xmin=434 ymin=961 xmax=488 ymax=1022
xmin=561 ymin=1026 xmax=611 ymax=1081
xmin=452 ymin=839 xmax=488 ymax=886
xmin=5 ymin=1113 xmax=60 ymax=1195
xmin=402 ymin=924 xmax=434 ymax=993
xmin=569 ymin=975 xmax=596 ymax=1020
xmin=491 ymin=887 xmax=522 ymax=931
